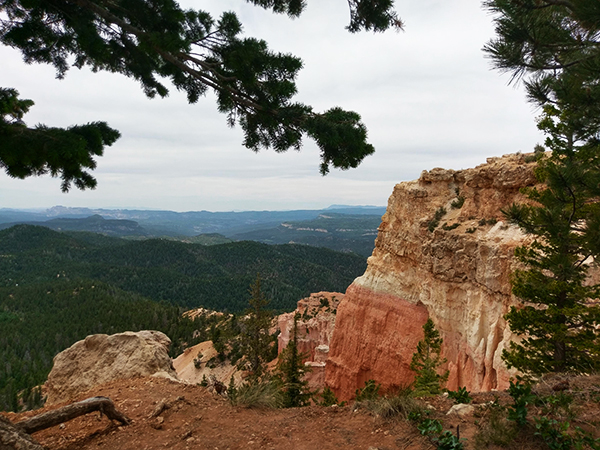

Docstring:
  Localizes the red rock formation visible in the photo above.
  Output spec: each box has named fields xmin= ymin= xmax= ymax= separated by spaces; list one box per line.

xmin=326 ymin=154 xmax=544 ymax=401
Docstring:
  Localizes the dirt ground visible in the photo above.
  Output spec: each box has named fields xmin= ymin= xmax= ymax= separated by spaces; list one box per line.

xmin=4 ymin=375 xmax=600 ymax=450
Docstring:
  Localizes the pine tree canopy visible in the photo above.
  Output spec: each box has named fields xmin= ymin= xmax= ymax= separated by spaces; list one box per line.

xmin=485 ymin=0 xmax=600 ymax=378
xmin=0 ymin=88 xmax=121 ymax=191
xmin=0 ymin=0 xmax=402 ymax=190
xmin=484 ymin=0 xmax=600 ymax=129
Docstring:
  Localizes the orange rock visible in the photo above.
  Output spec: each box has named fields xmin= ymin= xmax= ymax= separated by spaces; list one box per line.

xmin=325 ymin=153 xmax=551 ymax=401
xmin=326 ymin=284 xmax=428 ymax=400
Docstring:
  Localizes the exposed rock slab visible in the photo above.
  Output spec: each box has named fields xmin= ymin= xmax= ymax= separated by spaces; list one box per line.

xmin=173 ymin=340 xmax=242 ymax=387
xmin=326 ymin=154 xmax=542 ymax=400
xmin=45 ymin=331 xmax=178 ymax=405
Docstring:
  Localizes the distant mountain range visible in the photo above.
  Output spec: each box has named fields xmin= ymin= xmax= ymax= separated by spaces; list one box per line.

xmin=0 ymin=205 xmax=386 ymax=256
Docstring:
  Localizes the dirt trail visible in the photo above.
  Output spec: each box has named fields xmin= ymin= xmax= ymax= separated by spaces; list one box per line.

xmin=6 ymin=377 xmax=427 ymax=450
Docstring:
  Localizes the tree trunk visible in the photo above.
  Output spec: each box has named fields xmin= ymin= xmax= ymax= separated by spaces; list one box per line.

xmin=1 ymin=396 xmax=130 ymax=450
xmin=16 ymin=396 xmax=131 ymax=435
xmin=0 ymin=415 xmax=44 ymax=450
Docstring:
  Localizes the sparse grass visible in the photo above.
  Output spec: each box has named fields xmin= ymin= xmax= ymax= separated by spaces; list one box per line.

xmin=474 ymin=401 xmax=519 ymax=448
xmin=360 ymin=386 xmax=424 ymax=421
xmin=230 ymin=380 xmax=282 ymax=409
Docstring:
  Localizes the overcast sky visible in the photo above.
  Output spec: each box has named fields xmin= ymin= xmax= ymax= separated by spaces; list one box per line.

xmin=0 ymin=0 xmax=544 ymax=212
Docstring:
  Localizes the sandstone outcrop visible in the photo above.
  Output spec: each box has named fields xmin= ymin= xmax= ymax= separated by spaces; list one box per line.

xmin=326 ymin=154 xmax=543 ymax=400
xmin=277 ymin=292 xmax=343 ymax=390
xmin=173 ymin=340 xmax=242 ymax=387
xmin=45 ymin=330 xmax=178 ymax=404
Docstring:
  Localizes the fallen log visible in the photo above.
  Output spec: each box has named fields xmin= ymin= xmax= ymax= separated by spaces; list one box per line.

xmin=16 ymin=396 xmax=131 ymax=435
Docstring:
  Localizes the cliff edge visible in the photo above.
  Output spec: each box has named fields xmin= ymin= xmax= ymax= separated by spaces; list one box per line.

xmin=326 ymin=153 xmax=540 ymax=400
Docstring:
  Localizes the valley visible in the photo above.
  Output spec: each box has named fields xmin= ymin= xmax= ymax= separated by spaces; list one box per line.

xmin=0 ymin=224 xmax=367 ymax=412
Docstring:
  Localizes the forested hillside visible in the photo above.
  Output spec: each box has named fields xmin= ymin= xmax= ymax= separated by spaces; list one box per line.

xmin=0 ymin=225 xmax=366 ymax=311
xmin=0 ymin=224 xmax=367 ymax=413
xmin=0 ymin=280 xmax=218 ymax=412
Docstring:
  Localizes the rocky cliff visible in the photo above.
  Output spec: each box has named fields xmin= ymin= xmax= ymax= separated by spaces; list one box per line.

xmin=326 ymin=154 xmax=540 ymax=400
xmin=277 ymin=292 xmax=343 ymax=389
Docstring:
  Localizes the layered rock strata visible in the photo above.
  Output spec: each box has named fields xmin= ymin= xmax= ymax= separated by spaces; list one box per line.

xmin=326 ymin=154 xmax=540 ymax=400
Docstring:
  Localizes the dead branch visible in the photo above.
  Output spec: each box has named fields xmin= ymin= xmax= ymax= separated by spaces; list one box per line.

xmin=148 ymin=396 xmax=186 ymax=419
xmin=15 ymin=396 xmax=131 ymax=435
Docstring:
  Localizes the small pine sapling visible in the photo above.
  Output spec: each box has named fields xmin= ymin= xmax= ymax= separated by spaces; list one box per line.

xmin=410 ymin=318 xmax=449 ymax=396
xmin=275 ymin=313 xmax=312 ymax=407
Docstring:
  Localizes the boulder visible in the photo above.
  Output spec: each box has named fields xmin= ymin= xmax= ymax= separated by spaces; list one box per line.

xmin=446 ymin=404 xmax=476 ymax=417
xmin=45 ymin=330 xmax=178 ymax=404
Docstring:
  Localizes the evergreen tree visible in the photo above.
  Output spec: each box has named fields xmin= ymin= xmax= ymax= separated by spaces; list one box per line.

xmin=0 ymin=0 xmax=402 ymax=187
xmin=0 ymin=88 xmax=120 ymax=191
xmin=275 ymin=313 xmax=311 ymax=407
xmin=484 ymin=0 xmax=600 ymax=377
xmin=236 ymin=275 xmax=274 ymax=381
xmin=409 ymin=318 xmax=448 ymax=396
xmin=500 ymin=124 xmax=600 ymax=377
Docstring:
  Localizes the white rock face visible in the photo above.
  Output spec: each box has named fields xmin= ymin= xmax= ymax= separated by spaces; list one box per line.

xmin=45 ymin=330 xmax=178 ymax=404
xmin=327 ymin=154 xmax=544 ymax=400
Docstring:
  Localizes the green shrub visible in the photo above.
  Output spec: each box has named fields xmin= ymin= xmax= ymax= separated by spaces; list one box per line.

xmin=465 ymin=227 xmax=476 ymax=234
xmin=417 ymin=418 xmax=465 ymax=450
xmin=418 ymin=418 xmax=443 ymax=436
xmin=507 ymin=381 xmax=535 ymax=427
xmin=450 ymin=196 xmax=465 ymax=209
xmin=434 ymin=430 xmax=465 ymax=450
xmin=534 ymin=416 xmax=600 ymax=450
xmin=355 ymin=379 xmax=381 ymax=402
xmin=319 ymin=386 xmax=341 ymax=406
xmin=447 ymin=386 xmax=471 ymax=404
xmin=428 ymin=207 xmax=448 ymax=232
xmin=442 ymin=223 xmax=460 ymax=231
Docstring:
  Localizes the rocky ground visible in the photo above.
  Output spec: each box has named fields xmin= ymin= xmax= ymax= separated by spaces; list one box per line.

xmin=4 ymin=375 xmax=600 ymax=450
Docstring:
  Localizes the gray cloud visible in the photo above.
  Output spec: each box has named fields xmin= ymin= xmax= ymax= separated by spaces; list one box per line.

xmin=0 ymin=0 xmax=543 ymax=211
